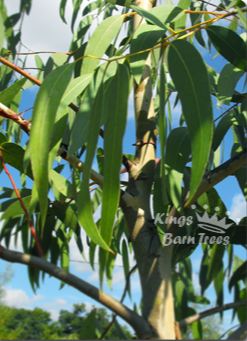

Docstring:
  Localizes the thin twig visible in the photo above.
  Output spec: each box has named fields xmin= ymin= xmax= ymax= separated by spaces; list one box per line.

xmin=0 ymin=56 xmax=42 ymax=86
xmin=100 ymin=264 xmax=138 ymax=339
xmin=214 ymin=103 xmax=238 ymax=123
xmin=184 ymin=149 xmax=247 ymax=207
xmin=0 ymin=102 xmax=30 ymax=133
xmin=0 ymin=155 xmax=44 ymax=257
xmin=1 ymin=10 xmax=239 ymax=71
xmin=179 ymin=300 xmax=247 ymax=327
xmin=0 ymin=103 xmax=136 ymax=208
xmin=9 ymin=50 xmax=75 ymax=56
xmin=197 ymin=0 xmax=232 ymax=13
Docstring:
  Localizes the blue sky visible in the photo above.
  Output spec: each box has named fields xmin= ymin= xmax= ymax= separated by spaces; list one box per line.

xmin=0 ymin=0 xmax=246 ymax=337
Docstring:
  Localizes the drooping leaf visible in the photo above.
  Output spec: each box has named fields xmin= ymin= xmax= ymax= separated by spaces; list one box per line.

xmin=60 ymin=74 xmax=91 ymax=109
xmin=2 ymin=196 xmax=31 ymax=220
xmin=49 ymin=170 xmax=74 ymax=198
xmin=168 ymin=40 xmax=213 ymax=205
xmin=100 ymin=63 xmax=129 ymax=251
xmin=217 ymin=64 xmax=243 ymax=105
xmin=53 ymin=202 xmax=78 ymax=231
xmin=68 ymin=63 xmax=117 ymax=155
xmin=0 ymin=142 xmax=32 ymax=178
xmin=20 ymin=0 xmax=32 ymax=14
xmin=130 ymin=24 xmax=164 ymax=82
xmin=71 ymin=0 xmax=82 ymax=31
xmin=207 ymin=26 xmax=247 ymax=71
xmin=98 ymin=64 xmax=130 ymax=280
xmin=0 ymin=133 xmax=7 ymax=144
xmin=131 ymin=5 xmax=167 ymax=30
xmin=174 ymin=0 xmax=190 ymax=29
xmin=237 ymin=288 xmax=247 ymax=323
xmin=214 ymin=268 xmax=224 ymax=307
xmin=81 ymin=15 xmax=124 ymax=76
xmin=0 ymin=78 xmax=26 ymax=105
xmin=191 ymin=320 xmax=203 ymax=340
xmin=213 ymin=111 xmax=235 ymax=151
xmin=0 ymin=10 xmax=4 ymax=50
xmin=76 ymin=76 xmax=112 ymax=252
xmin=229 ymin=261 xmax=247 ymax=290
xmin=59 ymin=0 xmax=68 ymax=23
xmin=166 ymin=127 xmax=190 ymax=173
xmin=122 ymin=239 xmax=130 ymax=279
xmin=106 ymin=0 xmax=133 ymax=6
xmin=29 ymin=64 xmax=73 ymax=226
xmin=148 ymin=3 xmax=181 ymax=25
xmin=166 ymin=166 xmax=183 ymax=209
xmin=5 ymin=13 xmax=21 ymax=29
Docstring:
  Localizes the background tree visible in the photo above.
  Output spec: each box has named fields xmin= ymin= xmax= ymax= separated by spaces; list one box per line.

xmin=0 ymin=302 xmax=132 ymax=340
xmin=0 ymin=0 xmax=246 ymax=339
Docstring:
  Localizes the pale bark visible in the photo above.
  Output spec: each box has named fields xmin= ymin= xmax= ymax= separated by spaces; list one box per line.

xmin=121 ymin=0 xmax=176 ymax=338
xmin=179 ymin=300 xmax=247 ymax=327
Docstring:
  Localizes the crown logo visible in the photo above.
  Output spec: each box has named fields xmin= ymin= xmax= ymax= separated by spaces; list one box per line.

xmin=192 ymin=205 xmax=234 ymax=234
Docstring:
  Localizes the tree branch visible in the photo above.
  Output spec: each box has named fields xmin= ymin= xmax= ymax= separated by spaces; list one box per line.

xmin=0 ymin=56 xmax=42 ymax=86
xmin=185 ymin=149 xmax=247 ymax=207
xmin=99 ymin=264 xmax=138 ymax=339
xmin=0 ymin=245 xmax=152 ymax=338
xmin=227 ymin=321 xmax=247 ymax=340
xmin=166 ymin=150 xmax=247 ymax=230
xmin=0 ymin=102 xmax=30 ymax=133
xmin=179 ymin=300 xmax=247 ymax=327
xmin=0 ymin=102 xmax=136 ymax=208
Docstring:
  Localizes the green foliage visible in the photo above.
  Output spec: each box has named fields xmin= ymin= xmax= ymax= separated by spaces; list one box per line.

xmin=207 ymin=26 xmax=247 ymax=71
xmin=0 ymin=305 xmax=58 ymax=340
xmin=0 ymin=0 xmax=246 ymax=339
xmin=29 ymin=64 xmax=73 ymax=224
xmin=168 ymin=40 xmax=213 ymax=205
xmin=0 ymin=303 xmax=132 ymax=340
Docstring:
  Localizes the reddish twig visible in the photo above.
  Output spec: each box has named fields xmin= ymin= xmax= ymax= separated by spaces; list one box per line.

xmin=0 ymin=103 xmax=31 ymax=133
xmin=0 ymin=154 xmax=44 ymax=257
xmin=0 ymin=56 xmax=42 ymax=86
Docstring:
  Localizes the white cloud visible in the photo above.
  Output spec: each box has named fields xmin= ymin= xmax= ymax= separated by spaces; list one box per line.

xmin=3 ymin=287 xmax=43 ymax=308
xmin=229 ymin=193 xmax=246 ymax=223
xmin=55 ymin=298 xmax=67 ymax=306
xmin=6 ymin=0 xmax=74 ymax=67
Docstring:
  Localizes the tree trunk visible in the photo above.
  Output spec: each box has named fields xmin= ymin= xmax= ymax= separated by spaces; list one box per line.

xmin=121 ymin=0 xmax=176 ymax=337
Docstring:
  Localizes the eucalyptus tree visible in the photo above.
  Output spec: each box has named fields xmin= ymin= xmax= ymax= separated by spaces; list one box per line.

xmin=0 ymin=0 xmax=246 ymax=339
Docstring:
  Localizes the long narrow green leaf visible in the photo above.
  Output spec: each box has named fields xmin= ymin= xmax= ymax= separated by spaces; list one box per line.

xmin=0 ymin=78 xmax=26 ymax=105
xmin=101 ymin=64 xmax=129 ymax=244
xmin=99 ymin=64 xmax=129 ymax=279
xmin=68 ymin=63 xmax=117 ymax=155
xmin=207 ymin=26 xmax=247 ymax=71
xmin=168 ymin=40 xmax=213 ymax=205
xmin=59 ymin=0 xmax=68 ymax=23
xmin=29 ymin=64 xmax=73 ymax=226
xmin=217 ymin=64 xmax=243 ymax=105
xmin=131 ymin=5 xmax=167 ymax=30
xmin=148 ymin=3 xmax=179 ymax=25
xmin=2 ymin=196 xmax=31 ymax=220
xmin=81 ymin=15 xmax=124 ymax=76
xmin=60 ymin=74 xmax=91 ymax=108
xmin=130 ymin=24 xmax=164 ymax=82
xmin=0 ymin=10 xmax=4 ymax=49
xmin=76 ymin=75 xmax=112 ymax=252
xmin=158 ymin=62 xmax=167 ymax=205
